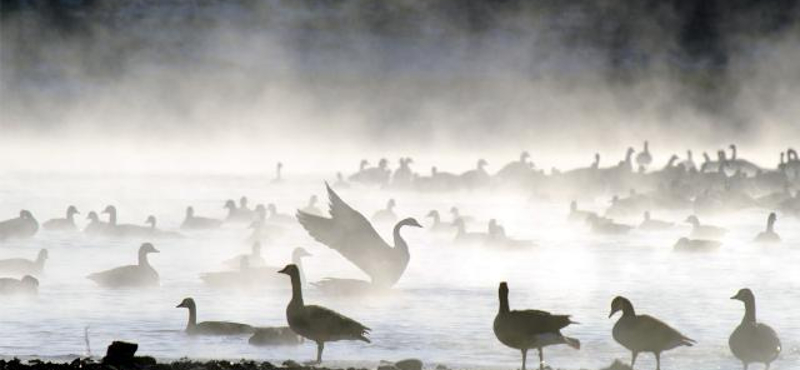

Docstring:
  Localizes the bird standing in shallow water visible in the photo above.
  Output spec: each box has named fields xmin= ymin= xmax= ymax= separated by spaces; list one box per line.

xmin=279 ymin=264 xmax=370 ymax=364
xmin=493 ymin=282 xmax=580 ymax=370
xmin=729 ymin=289 xmax=781 ymax=370
xmin=609 ymin=296 xmax=695 ymax=370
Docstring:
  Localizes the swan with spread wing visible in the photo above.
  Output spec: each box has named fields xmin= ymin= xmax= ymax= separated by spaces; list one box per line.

xmin=296 ymin=183 xmax=421 ymax=289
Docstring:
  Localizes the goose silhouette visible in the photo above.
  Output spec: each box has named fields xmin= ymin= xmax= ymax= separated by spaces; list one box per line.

xmin=0 ymin=275 xmax=38 ymax=295
xmin=83 ymin=211 xmax=110 ymax=236
xmin=43 ymin=206 xmax=79 ymax=231
xmin=297 ymin=183 xmax=421 ymax=288
xmin=279 ymin=264 xmax=370 ymax=364
xmin=180 ymin=206 xmax=222 ymax=230
xmin=729 ymin=289 xmax=781 ymax=370
xmin=87 ymin=243 xmax=159 ymax=288
xmin=0 ymin=249 xmax=48 ymax=276
xmin=371 ymin=199 xmax=398 ymax=224
xmin=0 ymin=210 xmax=38 ymax=241
xmin=176 ymin=298 xmax=255 ymax=336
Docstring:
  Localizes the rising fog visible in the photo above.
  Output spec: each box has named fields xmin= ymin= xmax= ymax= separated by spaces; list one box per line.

xmin=1 ymin=0 xmax=799 ymax=173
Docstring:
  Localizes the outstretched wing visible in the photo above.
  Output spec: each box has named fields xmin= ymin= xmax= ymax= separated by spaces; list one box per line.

xmin=297 ymin=183 xmax=394 ymax=282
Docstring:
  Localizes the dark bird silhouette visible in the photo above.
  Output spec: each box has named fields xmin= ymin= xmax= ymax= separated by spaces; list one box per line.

xmin=87 ymin=243 xmax=159 ymax=288
xmin=297 ymin=183 xmax=421 ymax=288
xmin=493 ymin=282 xmax=580 ymax=370
xmin=0 ymin=210 xmax=38 ymax=241
xmin=729 ymin=289 xmax=781 ymax=370
xmin=754 ymin=213 xmax=780 ymax=243
xmin=279 ymin=264 xmax=370 ymax=364
xmin=43 ymin=206 xmax=79 ymax=231
xmin=609 ymin=296 xmax=695 ymax=370
xmin=176 ymin=298 xmax=255 ymax=336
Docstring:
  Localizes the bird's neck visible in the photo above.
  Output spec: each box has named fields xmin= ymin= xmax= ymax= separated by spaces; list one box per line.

xmin=621 ymin=303 xmax=635 ymax=317
xmin=392 ymin=222 xmax=411 ymax=257
xmin=36 ymin=254 xmax=46 ymax=267
xmin=138 ymin=252 xmax=150 ymax=267
xmin=742 ymin=300 xmax=756 ymax=323
xmin=431 ymin=214 xmax=440 ymax=224
xmin=186 ymin=306 xmax=197 ymax=329
xmin=498 ymin=292 xmax=509 ymax=314
xmin=67 ymin=212 xmax=75 ymax=222
xmin=292 ymin=256 xmax=307 ymax=286
xmin=108 ymin=212 xmax=117 ymax=225
xmin=766 ymin=218 xmax=775 ymax=233
xmin=289 ymin=273 xmax=304 ymax=307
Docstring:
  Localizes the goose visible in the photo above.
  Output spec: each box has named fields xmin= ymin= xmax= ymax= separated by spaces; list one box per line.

xmin=427 ymin=166 xmax=460 ymax=192
xmin=101 ymin=205 xmax=152 ymax=237
xmin=267 ymin=204 xmax=295 ymax=224
xmin=729 ymin=288 xmax=781 ymax=370
xmin=486 ymin=220 xmax=534 ymax=249
xmin=248 ymin=326 xmax=303 ymax=346
xmin=333 ymin=172 xmax=350 ymax=189
xmin=452 ymin=218 xmax=489 ymax=245
xmin=636 ymin=141 xmax=652 ymax=169
xmin=180 ymin=206 xmax=222 ymax=230
xmin=586 ymin=214 xmax=632 ymax=235
xmin=495 ymin=151 xmax=534 ymax=183
xmin=609 ymin=296 xmax=695 ymax=370
xmin=144 ymin=215 xmax=183 ymax=238
xmin=223 ymin=242 xmax=267 ymax=269
xmin=0 ymin=249 xmax=48 ymax=276
xmin=0 ymin=275 xmax=38 ymax=295
xmin=224 ymin=199 xmax=255 ymax=223
xmin=83 ymin=211 xmax=110 ymax=236
xmin=350 ymin=159 xmax=391 ymax=186
xmin=301 ymin=195 xmax=324 ymax=216
xmin=685 ymin=215 xmax=727 ymax=239
xmin=450 ymin=207 xmax=475 ymax=224
xmin=754 ymin=213 xmax=780 ymax=243
xmin=0 ymin=210 xmax=39 ymax=241
xmin=87 ymin=243 xmax=159 ymax=288
xmin=728 ymin=144 xmax=762 ymax=176
xmin=425 ymin=210 xmax=452 ymax=233
xmin=272 ymin=162 xmax=284 ymax=184
xmin=297 ymin=183 xmax=421 ymax=288
xmin=680 ymin=150 xmax=696 ymax=171
xmin=371 ymin=199 xmax=398 ymax=224
xmin=245 ymin=218 xmax=285 ymax=244
xmin=176 ymin=298 xmax=255 ymax=335
xmin=43 ymin=206 xmax=79 ymax=231
xmin=460 ymin=159 xmax=490 ymax=189
xmin=278 ymin=264 xmax=370 ymax=364
xmin=493 ymin=282 xmax=579 ymax=370
xmin=639 ymin=212 xmax=673 ymax=231
xmin=568 ymin=201 xmax=598 ymax=223
xmin=673 ymin=237 xmax=721 ymax=252
xmin=203 ymin=247 xmax=311 ymax=288
xmin=392 ymin=157 xmax=415 ymax=187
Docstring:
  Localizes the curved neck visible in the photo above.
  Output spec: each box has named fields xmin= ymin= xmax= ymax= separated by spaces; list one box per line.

xmin=138 ymin=252 xmax=150 ymax=267
xmin=392 ymin=222 xmax=410 ymax=253
xmin=67 ymin=212 xmax=76 ymax=221
xmin=499 ymin=290 xmax=509 ymax=314
xmin=36 ymin=253 xmax=47 ymax=267
xmin=108 ymin=211 xmax=117 ymax=225
xmin=742 ymin=299 xmax=756 ymax=323
xmin=185 ymin=306 xmax=197 ymax=329
xmin=289 ymin=272 xmax=304 ymax=307
xmin=431 ymin=213 xmax=440 ymax=224
xmin=291 ymin=255 xmax=306 ymax=286
xmin=766 ymin=218 xmax=775 ymax=232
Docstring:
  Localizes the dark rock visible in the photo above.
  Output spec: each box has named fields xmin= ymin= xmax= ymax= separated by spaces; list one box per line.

xmin=103 ymin=341 xmax=138 ymax=366
xmin=377 ymin=365 xmax=400 ymax=370
xmin=600 ymin=360 xmax=633 ymax=370
xmin=394 ymin=359 xmax=423 ymax=370
xmin=282 ymin=360 xmax=302 ymax=369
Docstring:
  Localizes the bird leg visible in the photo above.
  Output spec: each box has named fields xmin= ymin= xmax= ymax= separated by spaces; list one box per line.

xmin=305 ymin=341 xmax=323 ymax=365
xmin=631 ymin=351 xmax=638 ymax=368
xmin=538 ymin=348 xmax=544 ymax=370
xmin=520 ymin=349 xmax=527 ymax=370
xmin=655 ymin=352 xmax=661 ymax=370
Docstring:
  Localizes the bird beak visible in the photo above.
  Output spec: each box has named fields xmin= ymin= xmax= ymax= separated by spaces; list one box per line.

xmin=278 ymin=267 xmax=289 ymax=274
xmin=152 ymin=248 xmax=160 ymax=253
xmin=176 ymin=303 xmax=184 ymax=308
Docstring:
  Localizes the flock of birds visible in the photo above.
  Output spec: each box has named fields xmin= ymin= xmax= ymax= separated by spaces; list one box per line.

xmin=0 ymin=142 xmax=797 ymax=370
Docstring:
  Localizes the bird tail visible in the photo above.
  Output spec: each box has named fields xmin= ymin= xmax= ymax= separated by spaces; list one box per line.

xmin=563 ymin=335 xmax=580 ymax=350
xmin=681 ymin=336 xmax=697 ymax=347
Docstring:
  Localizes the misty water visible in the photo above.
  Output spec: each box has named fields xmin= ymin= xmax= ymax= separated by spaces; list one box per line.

xmin=0 ymin=172 xmax=797 ymax=370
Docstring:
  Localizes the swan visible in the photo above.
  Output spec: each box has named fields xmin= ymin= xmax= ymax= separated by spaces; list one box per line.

xmin=223 ymin=242 xmax=266 ymax=269
xmin=754 ymin=213 xmax=780 ymax=243
xmin=0 ymin=210 xmax=39 ymax=241
xmin=639 ymin=211 xmax=673 ymax=231
xmin=0 ymin=249 xmax=48 ymax=276
xmin=87 ymin=243 xmax=159 ymax=288
xmin=301 ymin=195 xmax=324 ymax=216
xmin=297 ymin=183 xmax=421 ymax=288
xmin=460 ymin=159 xmax=490 ymax=189
xmin=267 ymin=203 xmax=295 ymax=224
xmin=452 ymin=218 xmax=488 ymax=245
xmin=493 ymin=282 xmax=579 ymax=370
xmin=685 ymin=215 xmax=727 ymax=239
xmin=635 ymin=141 xmax=652 ymax=169
xmin=0 ymin=275 xmax=38 ymax=295
xmin=180 ymin=206 xmax=222 ymax=230
xmin=278 ymin=264 xmax=370 ymax=364
xmin=609 ymin=296 xmax=695 ymax=370
xmin=729 ymin=288 xmax=781 ymax=370
xmin=83 ymin=211 xmax=110 ymax=236
xmin=586 ymin=214 xmax=632 ymax=235
xmin=424 ymin=210 xmax=452 ymax=233
xmin=567 ymin=201 xmax=597 ymax=223
xmin=176 ymin=297 xmax=255 ymax=336
xmin=144 ymin=215 xmax=183 ymax=238
xmin=371 ymin=199 xmax=398 ymax=224
xmin=673 ymin=237 xmax=721 ymax=252
xmin=43 ymin=206 xmax=79 ymax=231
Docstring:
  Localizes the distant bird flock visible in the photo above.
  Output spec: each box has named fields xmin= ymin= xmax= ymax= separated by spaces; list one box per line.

xmin=1 ymin=143 xmax=796 ymax=369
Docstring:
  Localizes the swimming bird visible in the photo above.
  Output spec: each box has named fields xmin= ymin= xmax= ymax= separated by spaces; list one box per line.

xmin=180 ymin=206 xmax=222 ymax=230
xmin=371 ymin=199 xmax=398 ymax=224
xmin=636 ymin=141 xmax=653 ymax=169
xmin=729 ymin=288 xmax=781 ymax=370
xmin=203 ymin=247 xmax=311 ymax=289
xmin=297 ymin=183 xmax=421 ymax=288
xmin=224 ymin=199 xmax=255 ymax=223
xmin=248 ymin=326 xmax=304 ymax=346
xmin=639 ymin=212 xmax=673 ymax=231
xmin=223 ymin=242 xmax=267 ymax=269
xmin=279 ymin=264 xmax=370 ymax=364
xmin=486 ymin=220 xmax=534 ymax=249
xmin=301 ymin=195 xmax=324 ymax=216
xmin=609 ymin=296 xmax=695 ymax=370
xmin=754 ymin=213 xmax=780 ymax=244
xmin=144 ymin=215 xmax=183 ymax=238
xmin=452 ymin=218 xmax=489 ymax=245
xmin=176 ymin=297 xmax=255 ymax=336
xmin=450 ymin=207 xmax=475 ymax=224
xmin=267 ymin=203 xmax=295 ymax=224
xmin=673 ymin=237 xmax=721 ymax=252
xmin=0 ymin=275 xmax=38 ymax=295
xmin=586 ymin=214 xmax=632 ymax=235
xmin=83 ymin=211 xmax=110 ymax=236
xmin=568 ymin=201 xmax=598 ymax=223
xmin=43 ymin=206 xmax=79 ymax=231
xmin=0 ymin=249 xmax=48 ymax=276
xmin=493 ymin=282 xmax=580 ymax=370
xmin=425 ymin=210 xmax=452 ymax=233
xmin=87 ymin=242 xmax=159 ymax=288
xmin=392 ymin=157 xmax=415 ymax=188
xmin=685 ymin=215 xmax=727 ymax=239
xmin=0 ymin=210 xmax=39 ymax=241
xmin=460 ymin=159 xmax=490 ymax=189
xmin=101 ymin=205 xmax=152 ymax=237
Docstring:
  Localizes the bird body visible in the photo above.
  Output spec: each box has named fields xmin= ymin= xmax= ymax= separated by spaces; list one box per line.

xmin=674 ymin=238 xmax=721 ymax=252
xmin=586 ymin=214 xmax=632 ymax=235
xmin=248 ymin=326 xmax=303 ymax=346
xmin=279 ymin=264 xmax=370 ymax=364
xmin=87 ymin=243 xmax=159 ymax=288
xmin=685 ymin=215 xmax=727 ymax=239
xmin=639 ymin=212 xmax=673 ymax=231
xmin=181 ymin=206 xmax=222 ymax=230
xmin=0 ymin=249 xmax=48 ymax=276
xmin=729 ymin=289 xmax=781 ymax=370
xmin=0 ymin=210 xmax=39 ymax=241
xmin=43 ymin=206 xmax=79 ymax=231
xmin=0 ymin=275 xmax=39 ymax=295
xmin=371 ymin=199 xmax=398 ymax=224
xmin=176 ymin=298 xmax=255 ymax=336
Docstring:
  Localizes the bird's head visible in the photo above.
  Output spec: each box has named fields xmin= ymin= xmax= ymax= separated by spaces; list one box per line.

xmin=401 ymin=218 xmax=423 ymax=228
xmin=278 ymin=264 xmax=300 ymax=276
xmin=176 ymin=297 xmax=195 ymax=309
xmin=139 ymin=242 xmax=159 ymax=254
xmin=609 ymin=296 xmax=632 ymax=318
xmin=67 ymin=206 xmax=79 ymax=215
xmin=102 ymin=205 xmax=115 ymax=214
xmin=731 ymin=288 xmax=754 ymax=303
